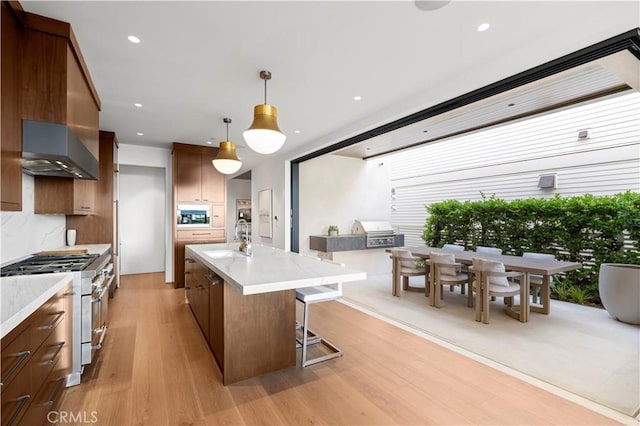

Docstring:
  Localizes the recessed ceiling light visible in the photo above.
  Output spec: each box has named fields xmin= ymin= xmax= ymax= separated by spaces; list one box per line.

xmin=206 ymin=141 xmax=212 ymax=145
xmin=423 ymin=130 xmax=429 ymax=133
xmin=477 ymin=23 xmax=490 ymax=32
xmin=134 ymin=103 xmax=143 ymax=108
xmin=128 ymin=35 xmax=141 ymax=43
xmin=137 ymin=132 xmax=143 ymax=136
xmin=353 ymin=96 xmax=362 ymax=101
xmin=508 ymin=103 xmax=515 ymax=107
xmin=294 ymin=130 xmax=301 ymax=134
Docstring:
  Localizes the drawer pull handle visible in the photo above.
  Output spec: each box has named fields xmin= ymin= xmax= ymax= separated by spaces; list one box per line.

xmin=192 ymin=233 xmax=209 ymax=236
xmin=42 ymin=342 xmax=65 ymax=366
xmin=7 ymin=395 xmax=30 ymax=426
xmin=63 ymin=291 xmax=76 ymax=296
xmin=40 ymin=310 xmax=65 ymax=330
xmin=185 ymin=258 xmax=195 ymax=263
xmin=206 ymin=274 xmax=221 ymax=285
xmin=1 ymin=351 xmax=31 ymax=386
xmin=43 ymin=377 xmax=67 ymax=407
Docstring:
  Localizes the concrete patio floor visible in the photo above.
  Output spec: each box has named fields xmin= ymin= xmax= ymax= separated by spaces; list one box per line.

xmin=341 ymin=274 xmax=640 ymax=424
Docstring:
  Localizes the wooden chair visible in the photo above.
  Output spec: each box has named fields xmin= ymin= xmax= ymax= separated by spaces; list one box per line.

xmin=295 ymin=259 xmax=344 ymax=367
xmin=428 ymin=252 xmax=471 ymax=308
xmin=389 ymin=248 xmax=427 ymax=297
xmin=469 ymin=258 xmax=526 ymax=323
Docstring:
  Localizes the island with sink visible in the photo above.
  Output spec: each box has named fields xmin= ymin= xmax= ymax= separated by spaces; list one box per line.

xmin=184 ymin=243 xmax=366 ymax=385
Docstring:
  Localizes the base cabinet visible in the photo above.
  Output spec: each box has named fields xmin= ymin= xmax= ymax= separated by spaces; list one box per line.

xmin=1 ymin=281 xmax=73 ymax=426
xmin=185 ymin=253 xmax=295 ymax=385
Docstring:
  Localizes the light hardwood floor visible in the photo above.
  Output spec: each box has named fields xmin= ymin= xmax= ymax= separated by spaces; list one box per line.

xmin=60 ymin=273 xmax=619 ymax=425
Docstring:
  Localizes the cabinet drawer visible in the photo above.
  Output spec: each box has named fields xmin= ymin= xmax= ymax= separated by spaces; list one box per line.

xmin=30 ymin=300 xmax=66 ymax=354
xmin=1 ymin=331 xmax=32 ymax=391
xmin=177 ymin=229 xmax=225 ymax=241
xmin=17 ymin=364 xmax=68 ymax=426
xmin=30 ymin=323 xmax=67 ymax=396
xmin=1 ymin=368 xmax=31 ymax=426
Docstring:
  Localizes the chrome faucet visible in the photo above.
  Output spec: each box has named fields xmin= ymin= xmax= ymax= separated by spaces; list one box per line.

xmin=235 ymin=219 xmax=252 ymax=255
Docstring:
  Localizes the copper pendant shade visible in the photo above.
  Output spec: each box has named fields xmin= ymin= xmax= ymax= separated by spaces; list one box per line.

xmin=212 ymin=118 xmax=242 ymax=175
xmin=243 ymin=71 xmax=286 ymax=154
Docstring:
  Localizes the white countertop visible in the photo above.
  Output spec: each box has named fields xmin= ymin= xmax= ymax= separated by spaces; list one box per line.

xmin=1 ymin=273 xmax=73 ymax=339
xmin=186 ymin=243 xmax=366 ymax=296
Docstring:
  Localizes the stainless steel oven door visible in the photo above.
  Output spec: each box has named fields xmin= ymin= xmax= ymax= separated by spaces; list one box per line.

xmin=91 ymin=284 xmax=109 ymax=349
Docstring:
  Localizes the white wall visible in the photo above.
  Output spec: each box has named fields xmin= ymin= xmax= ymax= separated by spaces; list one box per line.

xmin=251 ymin=157 xmax=289 ymax=249
xmin=118 ymin=144 xmax=173 ymax=282
xmin=226 ymin=178 xmax=251 ymax=242
xmin=1 ymin=173 xmax=66 ymax=263
xmin=386 ymin=91 xmax=640 ymax=246
xmin=299 ymin=154 xmax=392 ymax=274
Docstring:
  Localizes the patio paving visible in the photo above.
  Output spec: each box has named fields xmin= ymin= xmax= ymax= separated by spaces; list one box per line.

xmin=342 ymin=273 xmax=640 ymax=421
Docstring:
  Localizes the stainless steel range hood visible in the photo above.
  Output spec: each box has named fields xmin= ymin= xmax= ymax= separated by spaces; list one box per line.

xmin=22 ymin=120 xmax=99 ymax=180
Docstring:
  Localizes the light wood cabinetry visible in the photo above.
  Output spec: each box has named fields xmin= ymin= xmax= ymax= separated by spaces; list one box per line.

xmin=172 ymin=143 xmax=227 ymax=288
xmin=1 ymin=281 xmax=73 ymax=426
xmin=1 ymin=2 xmax=23 ymax=211
xmin=34 ymin=177 xmax=95 ymax=215
xmin=175 ymin=149 xmax=225 ymax=203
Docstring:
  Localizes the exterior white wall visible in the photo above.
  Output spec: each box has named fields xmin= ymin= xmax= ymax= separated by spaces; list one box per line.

xmin=226 ymin=178 xmax=251 ymax=242
xmin=386 ymin=91 xmax=640 ymax=246
xmin=118 ymin=144 xmax=173 ymax=282
xmin=299 ymin=155 xmax=392 ymax=273
xmin=1 ymin=174 xmax=66 ymax=263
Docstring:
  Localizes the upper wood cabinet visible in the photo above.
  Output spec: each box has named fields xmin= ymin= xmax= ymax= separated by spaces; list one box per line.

xmin=174 ymin=144 xmax=226 ymax=203
xmin=1 ymin=2 xmax=24 ymax=211
xmin=34 ymin=177 xmax=95 ymax=215
xmin=21 ymin=12 xmax=101 ymax=160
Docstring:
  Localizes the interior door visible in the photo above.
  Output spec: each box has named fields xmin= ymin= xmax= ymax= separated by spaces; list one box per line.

xmin=119 ymin=165 xmax=165 ymax=275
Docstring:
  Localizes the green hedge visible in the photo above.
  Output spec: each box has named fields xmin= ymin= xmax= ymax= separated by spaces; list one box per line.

xmin=422 ymin=192 xmax=640 ymax=303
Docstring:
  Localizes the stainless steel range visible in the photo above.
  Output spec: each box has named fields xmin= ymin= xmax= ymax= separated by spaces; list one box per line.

xmin=1 ymin=251 xmax=113 ymax=386
xmin=352 ymin=220 xmax=397 ymax=248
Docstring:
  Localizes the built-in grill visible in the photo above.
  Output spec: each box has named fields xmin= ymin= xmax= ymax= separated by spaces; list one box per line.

xmin=352 ymin=220 xmax=396 ymax=248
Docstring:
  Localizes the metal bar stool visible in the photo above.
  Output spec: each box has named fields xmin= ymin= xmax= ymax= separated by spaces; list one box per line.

xmin=296 ymin=259 xmax=344 ymax=367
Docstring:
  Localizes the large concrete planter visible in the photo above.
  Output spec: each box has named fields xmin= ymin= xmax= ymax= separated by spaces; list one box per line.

xmin=598 ymin=263 xmax=640 ymax=325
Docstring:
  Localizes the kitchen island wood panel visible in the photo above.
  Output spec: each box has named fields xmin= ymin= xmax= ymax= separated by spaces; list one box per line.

xmin=185 ymin=243 xmax=365 ymax=385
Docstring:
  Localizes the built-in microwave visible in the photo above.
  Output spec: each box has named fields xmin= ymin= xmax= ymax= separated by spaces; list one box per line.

xmin=177 ymin=204 xmax=210 ymax=227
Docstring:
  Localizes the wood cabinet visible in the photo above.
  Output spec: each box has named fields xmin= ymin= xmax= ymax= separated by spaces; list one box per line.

xmin=172 ymin=143 xmax=227 ymax=288
xmin=1 ymin=2 xmax=23 ymax=211
xmin=175 ymin=148 xmax=225 ymax=203
xmin=185 ymin=253 xmax=296 ymax=385
xmin=21 ymin=11 xmax=101 ymax=160
xmin=1 ymin=281 xmax=73 ymax=426
xmin=34 ymin=177 xmax=95 ymax=215
xmin=186 ymin=257 xmax=210 ymax=342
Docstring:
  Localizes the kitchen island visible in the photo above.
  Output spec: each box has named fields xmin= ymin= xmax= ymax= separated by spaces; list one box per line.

xmin=185 ymin=243 xmax=366 ymax=385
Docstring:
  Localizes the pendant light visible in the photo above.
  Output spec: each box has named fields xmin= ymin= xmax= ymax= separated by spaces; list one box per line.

xmin=212 ymin=118 xmax=242 ymax=175
xmin=243 ymin=70 xmax=286 ymax=154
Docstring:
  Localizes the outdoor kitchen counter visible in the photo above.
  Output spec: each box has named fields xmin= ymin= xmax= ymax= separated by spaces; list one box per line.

xmin=0 ymin=273 xmax=73 ymax=338
xmin=186 ymin=243 xmax=366 ymax=295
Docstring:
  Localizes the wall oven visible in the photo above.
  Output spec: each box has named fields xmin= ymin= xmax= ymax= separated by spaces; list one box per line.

xmin=177 ymin=204 xmax=210 ymax=227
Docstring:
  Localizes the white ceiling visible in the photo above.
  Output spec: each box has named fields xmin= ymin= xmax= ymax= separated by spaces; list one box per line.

xmin=22 ymin=1 xmax=640 ymax=173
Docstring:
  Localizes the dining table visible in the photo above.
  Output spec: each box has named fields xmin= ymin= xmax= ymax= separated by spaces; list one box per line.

xmin=390 ymin=246 xmax=583 ymax=322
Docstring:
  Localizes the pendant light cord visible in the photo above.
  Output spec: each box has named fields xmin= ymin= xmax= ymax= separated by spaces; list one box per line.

xmin=264 ymin=78 xmax=268 ymax=104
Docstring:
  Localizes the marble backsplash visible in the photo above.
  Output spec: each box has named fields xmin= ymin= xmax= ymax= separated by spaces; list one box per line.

xmin=1 ymin=174 xmax=66 ymax=264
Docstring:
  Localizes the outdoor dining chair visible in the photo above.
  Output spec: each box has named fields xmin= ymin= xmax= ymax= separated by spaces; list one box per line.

xmin=389 ymin=248 xmax=427 ymax=296
xmin=469 ymin=257 xmax=526 ymax=323
xmin=475 ymin=246 xmax=503 ymax=256
xmin=428 ymin=252 xmax=471 ymax=308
